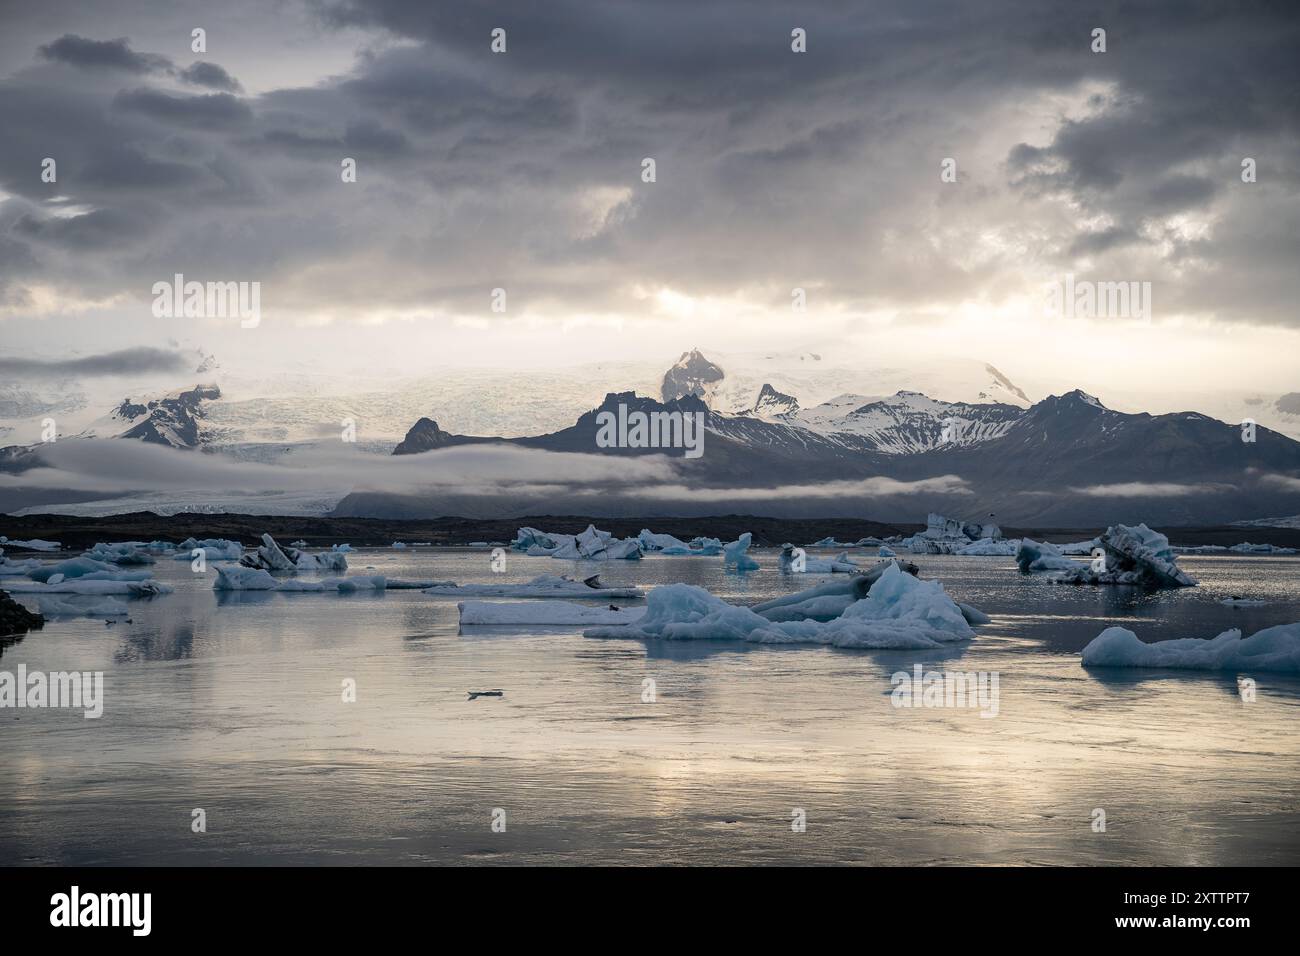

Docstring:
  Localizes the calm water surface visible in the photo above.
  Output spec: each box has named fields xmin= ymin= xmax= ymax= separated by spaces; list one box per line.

xmin=2 ymin=548 xmax=1298 ymax=865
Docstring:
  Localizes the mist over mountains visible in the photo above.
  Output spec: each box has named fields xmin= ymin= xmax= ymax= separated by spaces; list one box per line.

xmin=2 ymin=348 xmax=1298 ymax=526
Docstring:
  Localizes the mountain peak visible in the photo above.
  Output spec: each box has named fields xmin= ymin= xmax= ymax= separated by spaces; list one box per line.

xmin=661 ymin=350 xmax=725 ymax=404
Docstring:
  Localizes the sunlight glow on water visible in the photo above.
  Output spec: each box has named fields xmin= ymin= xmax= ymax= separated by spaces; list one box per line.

xmin=2 ymin=549 xmax=1298 ymax=865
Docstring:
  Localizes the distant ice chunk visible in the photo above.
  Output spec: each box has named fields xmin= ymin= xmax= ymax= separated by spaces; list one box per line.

xmin=239 ymin=533 xmax=349 ymax=572
xmin=5 ymin=578 xmax=171 ymax=596
xmin=1082 ymin=623 xmax=1300 ymax=673
xmin=878 ymin=546 xmax=897 ymax=558
xmin=82 ymin=542 xmax=156 ymax=565
xmin=176 ymin=538 xmax=243 ymax=562
xmin=424 ymin=574 xmax=643 ymax=599
xmin=777 ymin=544 xmax=859 ymax=573
xmin=28 ymin=557 xmax=122 ymax=583
xmin=1228 ymin=542 xmax=1297 ymax=555
xmin=1015 ymin=539 xmax=1084 ymax=573
xmin=37 ymin=595 xmax=131 ymax=618
xmin=459 ymin=601 xmax=647 ymax=626
xmin=723 ymin=532 xmax=760 ymax=571
xmin=0 ymin=537 xmax=61 ymax=552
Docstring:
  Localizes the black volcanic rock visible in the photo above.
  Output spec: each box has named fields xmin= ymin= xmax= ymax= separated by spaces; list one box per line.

xmin=393 ymin=417 xmax=454 ymax=455
xmin=115 ymin=384 xmax=220 ymax=448
xmin=0 ymin=589 xmax=44 ymax=638
xmin=752 ymin=383 xmax=799 ymax=417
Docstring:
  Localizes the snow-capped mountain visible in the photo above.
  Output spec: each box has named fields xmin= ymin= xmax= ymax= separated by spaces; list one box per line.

xmin=748 ymin=383 xmax=800 ymax=418
xmin=661 ymin=349 xmax=726 ymax=404
xmin=90 ymin=384 xmax=221 ymax=449
xmin=784 ymin=391 xmax=1024 ymax=454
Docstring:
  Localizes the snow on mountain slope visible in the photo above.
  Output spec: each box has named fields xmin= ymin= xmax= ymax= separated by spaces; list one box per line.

xmin=789 ymin=391 xmax=1024 ymax=454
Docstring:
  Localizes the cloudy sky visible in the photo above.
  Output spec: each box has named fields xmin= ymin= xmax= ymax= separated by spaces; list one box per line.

xmin=1 ymin=0 xmax=1297 ymax=394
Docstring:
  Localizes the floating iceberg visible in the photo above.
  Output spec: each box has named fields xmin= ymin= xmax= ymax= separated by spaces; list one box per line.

xmin=175 ymin=538 xmax=244 ymax=562
xmin=1050 ymin=524 xmax=1197 ymax=588
xmin=36 ymin=595 xmax=130 ymax=618
xmin=423 ymin=574 xmax=643 ymax=599
xmin=1015 ymin=539 xmax=1082 ymax=573
xmin=82 ymin=541 xmax=156 ymax=565
xmin=1082 ymin=623 xmax=1300 ymax=673
xmin=515 ymin=524 xmax=643 ymax=560
xmin=27 ymin=557 xmax=128 ymax=583
xmin=0 ymin=548 xmax=44 ymax=577
xmin=878 ymin=546 xmax=897 ymax=558
xmin=213 ymin=565 xmax=385 ymax=591
xmin=458 ymin=601 xmax=648 ymax=626
xmin=636 ymin=529 xmax=723 ymax=555
xmin=723 ymin=533 xmax=760 ymax=571
xmin=955 ymin=538 xmax=1019 ymax=556
xmin=5 ymin=578 xmax=172 ymax=596
xmin=0 ymin=536 xmax=61 ymax=552
xmin=585 ymin=563 xmax=978 ymax=650
xmin=1228 ymin=542 xmax=1297 ymax=555
xmin=778 ymin=544 xmax=859 ymax=573
xmin=903 ymin=513 xmax=1003 ymax=554
xmin=239 ymin=534 xmax=349 ymax=572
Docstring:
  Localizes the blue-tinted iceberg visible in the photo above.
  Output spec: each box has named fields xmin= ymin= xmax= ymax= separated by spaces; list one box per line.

xmin=585 ymin=563 xmax=980 ymax=650
xmin=723 ymin=533 xmax=760 ymax=571
xmin=1082 ymin=623 xmax=1300 ymax=673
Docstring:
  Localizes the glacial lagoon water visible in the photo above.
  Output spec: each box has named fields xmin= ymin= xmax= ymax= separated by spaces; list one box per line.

xmin=2 ymin=548 xmax=1298 ymax=865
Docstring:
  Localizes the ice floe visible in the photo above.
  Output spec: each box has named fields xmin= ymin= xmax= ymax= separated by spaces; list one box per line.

xmin=1015 ymin=539 xmax=1082 ymax=573
xmin=213 ymin=565 xmax=385 ymax=591
xmin=777 ymin=544 xmax=859 ymax=573
xmin=585 ymin=562 xmax=979 ymax=650
xmin=82 ymin=541 xmax=156 ymax=565
xmin=723 ymin=532 xmax=761 ymax=571
xmin=636 ymin=529 xmax=723 ymax=555
xmin=458 ymin=601 xmax=647 ymax=626
xmin=0 ymin=536 xmax=62 ymax=551
xmin=1082 ymin=623 xmax=1300 ymax=673
xmin=512 ymin=524 xmax=643 ymax=560
xmin=5 ymin=578 xmax=172 ymax=596
xmin=239 ymin=533 xmax=349 ymax=572
xmin=175 ymin=538 xmax=244 ymax=562
xmin=903 ymin=513 xmax=1003 ymax=554
xmin=36 ymin=595 xmax=131 ymax=618
xmin=423 ymin=574 xmax=643 ymax=599
xmin=1050 ymin=524 xmax=1197 ymax=588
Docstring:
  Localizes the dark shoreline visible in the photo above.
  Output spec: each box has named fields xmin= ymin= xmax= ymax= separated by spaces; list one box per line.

xmin=3 ymin=511 xmax=1299 ymax=550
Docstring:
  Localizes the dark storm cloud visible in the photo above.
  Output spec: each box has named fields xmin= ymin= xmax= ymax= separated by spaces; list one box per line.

xmin=178 ymin=61 xmax=243 ymax=93
xmin=0 ymin=347 xmax=187 ymax=377
xmin=39 ymin=34 xmax=171 ymax=74
xmin=0 ymin=0 xmax=1297 ymax=326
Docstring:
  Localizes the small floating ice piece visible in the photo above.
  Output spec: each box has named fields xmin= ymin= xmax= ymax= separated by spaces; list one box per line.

xmin=423 ymin=574 xmax=642 ymax=599
xmin=458 ymin=601 xmax=648 ymax=626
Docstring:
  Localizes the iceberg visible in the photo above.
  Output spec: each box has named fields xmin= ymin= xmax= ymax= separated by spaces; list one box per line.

xmin=0 ymin=537 xmax=61 ymax=552
xmin=239 ymin=533 xmax=350 ymax=572
xmin=778 ymin=544 xmax=859 ymax=573
xmin=1051 ymin=524 xmax=1197 ymax=588
xmin=27 ymin=556 xmax=123 ymax=583
xmin=878 ymin=546 xmax=897 ymax=558
xmin=635 ymin=529 xmax=722 ymax=555
xmin=723 ymin=532 xmax=760 ymax=571
xmin=1082 ymin=623 xmax=1300 ymax=673
xmin=955 ymin=538 xmax=1018 ymax=556
xmin=1228 ymin=542 xmax=1297 ymax=555
xmin=585 ymin=563 xmax=978 ymax=649
xmin=904 ymin=513 xmax=1003 ymax=554
xmin=423 ymin=574 xmax=643 ymax=599
xmin=82 ymin=541 xmax=156 ymax=565
xmin=516 ymin=524 xmax=643 ymax=560
xmin=0 ymin=548 xmax=44 ymax=577
xmin=213 ymin=565 xmax=386 ymax=592
xmin=37 ymin=595 xmax=131 ymax=618
xmin=458 ymin=601 xmax=648 ymax=626
xmin=175 ymin=538 xmax=244 ymax=562
xmin=1015 ymin=538 xmax=1085 ymax=574
xmin=4 ymin=578 xmax=172 ymax=596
